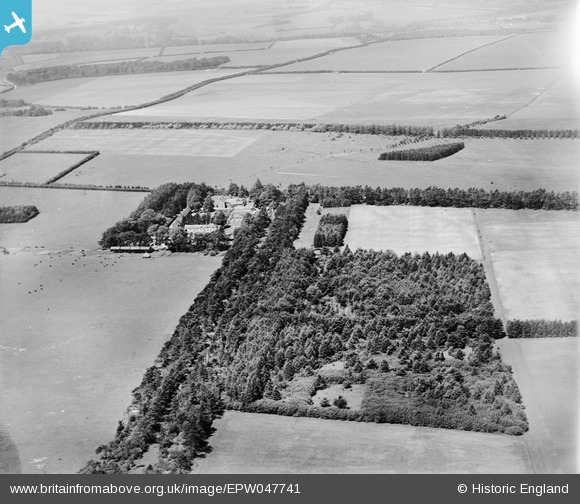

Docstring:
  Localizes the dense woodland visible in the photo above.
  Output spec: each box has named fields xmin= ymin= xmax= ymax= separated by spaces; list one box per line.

xmin=0 ymin=205 xmax=39 ymax=223
xmin=506 ymin=320 xmax=577 ymax=338
xmin=84 ymin=184 xmax=527 ymax=474
xmin=313 ymin=214 xmax=348 ymax=247
xmin=378 ymin=142 xmax=464 ymax=161
xmin=310 ymin=185 xmax=578 ymax=211
xmin=7 ymin=56 xmax=230 ymax=86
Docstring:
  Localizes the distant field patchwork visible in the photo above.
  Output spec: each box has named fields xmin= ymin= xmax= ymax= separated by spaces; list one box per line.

xmin=117 ymin=70 xmax=560 ymax=127
xmin=5 ymin=69 xmax=249 ymax=109
xmin=191 ymin=411 xmax=529 ymax=474
xmin=435 ymin=32 xmax=571 ymax=71
xmin=271 ymin=35 xmax=506 ymax=72
xmin=477 ymin=210 xmax=580 ymax=321
xmin=344 ymin=205 xmax=482 ymax=259
xmin=480 ymin=71 xmax=580 ymax=130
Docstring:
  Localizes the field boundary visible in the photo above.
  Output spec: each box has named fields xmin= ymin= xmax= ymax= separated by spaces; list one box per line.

xmin=426 ymin=34 xmax=519 ymax=72
xmin=0 ymin=181 xmax=150 ymax=192
xmin=472 ymin=209 xmax=507 ymax=325
xmin=0 ymin=149 xmax=101 ymax=185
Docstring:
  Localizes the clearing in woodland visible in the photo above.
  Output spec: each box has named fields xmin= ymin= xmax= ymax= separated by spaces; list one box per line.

xmin=344 ymin=205 xmax=482 ymax=259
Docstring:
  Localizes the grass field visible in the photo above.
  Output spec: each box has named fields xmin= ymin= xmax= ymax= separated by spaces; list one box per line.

xmin=435 ymin=32 xmax=571 ymax=72
xmin=481 ymin=70 xmax=580 ymax=130
xmin=343 ymin=205 xmax=482 ymax=259
xmin=0 ymin=152 xmax=89 ymax=184
xmin=0 ymin=187 xmax=146 ymax=250
xmin=5 ymin=69 xmax=248 ymax=109
xmin=497 ymin=338 xmax=579 ymax=473
xmin=116 ymin=69 xmax=560 ymax=128
xmin=191 ymin=411 xmax=529 ymax=473
xmin=30 ymin=129 xmax=263 ymax=157
xmin=271 ymin=36 xmax=506 ymax=72
xmin=157 ymin=38 xmax=360 ymax=68
xmin=476 ymin=209 xmax=580 ymax=321
xmin=0 ymin=252 xmax=222 ymax=474
xmin=17 ymin=48 xmax=161 ymax=72
xmin=30 ymin=131 xmax=577 ymax=192
xmin=0 ymin=110 xmax=97 ymax=154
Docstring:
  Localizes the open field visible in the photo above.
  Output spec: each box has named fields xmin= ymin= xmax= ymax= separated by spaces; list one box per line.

xmin=191 ymin=411 xmax=529 ymax=473
xmin=476 ymin=209 xmax=580 ymax=321
xmin=157 ymin=38 xmax=360 ymax=67
xmin=343 ymin=205 xmax=482 ymax=258
xmin=16 ymin=48 xmax=161 ymax=72
xmin=435 ymin=32 xmax=571 ymax=72
xmin=497 ymin=338 xmax=579 ymax=473
xmin=294 ymin=203 xmax=322 ymax=249
xmin=30 ymin=129 xmax=263 ymax=157
xmin=30 ymin=130 xmax=578 ymax=192
xmin=0 ymin=251 xmax=222 ymax=474
xmin=0 ymin=152 xmax=89 ymax=184
xmin=4 ymin=69 xmax=249 ymax=109
xmin=116 ymin=70 xmax=561 ymax=128
xmin=0 ymin=187 xmax=146 ymax=250
xmin=481 ymin=71 xmax=580 ymax=130
xmin=270 ymin=36 xmax=506 ymax=72
xmin=0 ymin=110 xmax=98 ymax=153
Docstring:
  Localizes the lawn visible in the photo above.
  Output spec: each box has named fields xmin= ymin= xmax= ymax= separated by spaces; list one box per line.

xmin=0 ymin=252 xmax=222 ymax=474
xmin=476 ymin=209 xmax=580 ymax=321
xmin=343 ymin=205 xmax=482 ymax=259
xmin=191 ymin=411 xmax=529 ymax=473
xmin=272 ymin=36 xmax=506 ymax=72
xmin=496 ymin=338 xmax=579 ymax=473
xmin=116 ymin=70 xmax=560 ymax=128
xmin=0 ymin=187 xmax=146 ymax=250
xmin=5 ymin=69 xmax=249 ymax=109
xmin=0 ymin=152 xmax=89 ymax=184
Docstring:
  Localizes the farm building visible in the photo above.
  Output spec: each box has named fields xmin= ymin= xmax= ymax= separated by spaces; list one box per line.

xmin=169 ymin=206 xmax=192 ymax=230
xmin=212 ymin=195 xmax=249 ymax=209
xmin=184 ymin=223 xmax=218 ymax=236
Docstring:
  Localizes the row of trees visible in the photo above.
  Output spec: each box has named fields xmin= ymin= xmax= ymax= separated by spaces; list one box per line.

xmin=70 ymin=120 xmax=434 ymax=137
xmin=378 ymin=142 xmax=464 ymax=161
xmin=313 ymin=214 xmax=348 ymax=247
xmin=0 ymin=106 xmax=53 ymax=117
xmin=308 ymin=185 xmax=578 ymax=211
xmin=506 ymin=320 xmax=577 ymax=338
xmin=0 ymin=205 xmax=39 ymax=223
xmin=7 ymin=56 xmax=230 ymax=86
xmin=440 ymin=126 xmax=580 ymax=140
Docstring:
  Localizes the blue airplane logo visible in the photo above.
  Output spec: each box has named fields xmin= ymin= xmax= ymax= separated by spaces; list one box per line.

xmin=4 ymin=12 xmax=26 ymax=34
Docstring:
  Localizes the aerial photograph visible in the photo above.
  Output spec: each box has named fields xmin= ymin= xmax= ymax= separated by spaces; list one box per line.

xmin=0 ymin=0 xmax=578 ymax=475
